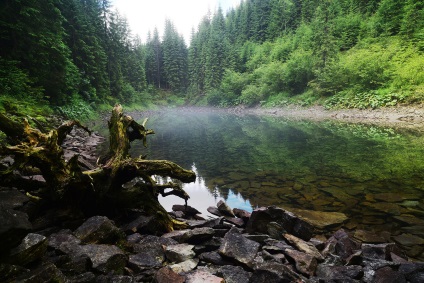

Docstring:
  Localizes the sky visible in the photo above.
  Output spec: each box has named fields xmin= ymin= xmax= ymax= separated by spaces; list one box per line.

xmin=111 ymin=0 xmax=241 ymax=45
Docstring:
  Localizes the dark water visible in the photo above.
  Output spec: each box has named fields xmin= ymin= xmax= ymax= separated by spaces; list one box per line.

xmin=100 ymin=108 xmax=424 ymax=258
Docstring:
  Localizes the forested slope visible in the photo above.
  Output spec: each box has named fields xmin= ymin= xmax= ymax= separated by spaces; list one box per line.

xmin=1 ymin=0 xmax=423 ymax=115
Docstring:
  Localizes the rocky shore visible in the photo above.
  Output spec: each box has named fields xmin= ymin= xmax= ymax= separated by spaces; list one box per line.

xmin=1 ymin=109 xmax=424 ymax=282
xmin=1 ymin=195 xmax=424 ymax=282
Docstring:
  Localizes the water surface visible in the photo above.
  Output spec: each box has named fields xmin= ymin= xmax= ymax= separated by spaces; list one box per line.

xmin=105 ymin=108 xmax=424 ymax=258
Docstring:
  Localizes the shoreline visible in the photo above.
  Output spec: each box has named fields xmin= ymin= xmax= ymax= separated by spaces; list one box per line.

xmin=246 ymin=104 xmax=424 ymax=131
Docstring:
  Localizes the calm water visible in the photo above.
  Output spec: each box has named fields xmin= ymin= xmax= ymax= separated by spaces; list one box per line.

xmin=101 ymin=108 xmax=424 ymax=258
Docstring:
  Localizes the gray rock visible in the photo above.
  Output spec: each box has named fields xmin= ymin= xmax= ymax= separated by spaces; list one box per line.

xmin=0 ymin=204 xmax=32 ymax=253
xmin=0 ymin=263 xmax=29 ymax=282
xmin=139 ymin=234 xmax=178 ymax=246
xmin=244 ymin=234 xmax=270 ymax=244
xmin=78 ymin=244 xmax=127 ymax=274
xmin=96 ymin=274 xmax=135 ymax=282
xmin=373 ymin=266 xmax=406 ymax=283
xmin=128 ymin=252 xmax=163 ymax=272
xmin=161 ymin=229 xmax=191 ymax=243
xmin=185 ymin=269 xmax=224 ymax=283
xmin=207 ymin=206 xmax=222 ymax=217
xmin=169 ymin=258 xmax=199 ymax=274
xmin=8 ymin=233 xmax=47 ymax=266
xmin=154 ymin=266 xmax=185 ymax=283
xmin=283 ymin=233 xmax=324 ymax=261
xmin=165 ymin=243 xmax=195 ymax=263
xmin=179 ymin=227 xmax=215 ymax=244
xmin=122 ymin=215 xmax=155 ymax=234
xmin=233 ymin=208 xmax=251 ymax=221
xmin=0 ymin=187 xmax=29 ymax=209
xmin=199 ymin=251 xmax=233 ymax=265
xmin=218 ymin=227 xmax=260 ymax=268
xmin=284 ymin=249 xmax=317 ymax=277
xmin=74 ymin=216 xmax=123 ymax=244
xmin=172 ymin=204 xmax=200 ymax=216
xmin=217 ymin=200 xmax=235 ymax=217
xmin=15 ymin=263 xmax=67 ymax=283
xmin=216 ymin=265 xmax=252 ymax=283
xmin=250 ymin=261 xmax=305 ymax=283
xmin=246 ymin=206 xmax=314 ymax=241
xmin=399 ymin=263 xmax=424 ymax=283
xmin=316 ymin=265 xmax=364 ymax=280
xmin=67 ymin=272 xmax=96 ymax=283
xmin=333 ymin=229 xmax=361 ymax=260
xmin=48 ymin=229 xmax=81 ymax=254
xmin=126 ymin=233 xmax=143 ymax=243
xmin=362 ymin=243 xmax=398 ymax=260
xmin=223 ymin=216 xmax=245 ymax=227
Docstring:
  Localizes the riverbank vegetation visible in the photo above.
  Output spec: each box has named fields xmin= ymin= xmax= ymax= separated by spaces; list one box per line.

xmin=1 ymin=0 xmax=423 ymax=116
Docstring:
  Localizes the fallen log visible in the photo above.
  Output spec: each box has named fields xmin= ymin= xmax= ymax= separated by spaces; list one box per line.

xmin=0 ymin=104 xmax=196 ymax=232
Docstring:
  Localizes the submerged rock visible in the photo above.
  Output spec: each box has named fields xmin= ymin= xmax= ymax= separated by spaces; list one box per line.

xmin=288 ymin=208 xmax=348 ymax=230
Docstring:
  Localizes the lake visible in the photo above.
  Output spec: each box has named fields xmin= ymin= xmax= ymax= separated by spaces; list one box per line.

xmin=101 ymin=107 xmax=424 ymax=259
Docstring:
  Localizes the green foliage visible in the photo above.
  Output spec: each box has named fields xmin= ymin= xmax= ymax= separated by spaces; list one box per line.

xmin=325 ymin=89 xmax=406 ymax=109
xmin=56 ymin=95 xmax=94 ymax=120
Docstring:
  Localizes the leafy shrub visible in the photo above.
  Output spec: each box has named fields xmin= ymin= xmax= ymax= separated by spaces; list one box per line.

xmin=325 ymin=89 xmax=406 ymax=109
xmin=238 ymin=85 xmax=263 ymax=106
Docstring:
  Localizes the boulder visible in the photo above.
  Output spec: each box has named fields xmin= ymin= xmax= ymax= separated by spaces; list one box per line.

xmin=169 ymin=258 xmax=199 ymax=274
xmin=374 ymin=266 xmax=406 ymax=283
xmin=0 ymin=187 xmax=29 ymax=209
xmin=250 ymin=261 xmax=305 ymax=283
xmin=207 ymin=206 xmax=222 ymax=217
xmin=246 ymin=206 xmax=314 ymax=241
xmin=218 ymin=227 xmax=260 ymax=268
xmin=78 ymin=244 xmax=127 ymax=274
xmin=128 ymin=252 xmax=163 ymax=272
xmin=283 ymin=233 xmax=324 ymax=261
xmin=14 ymin=263 xmax=67 ymax=283
xmin=154 ymin=267 xmax=185 ymax=283
xmin=74 ymin=216 xmax=123 ymax=244
xmin=316 ymin=265 xmax=364 ymax=280
xmin=122 ymin=215 xmax=156 ymax=234
xmin=165 ymin=244 xmax=195 ymax=263
xmin=0 ymin=204 xmax=32 ymax=254
xmin=284 ymin=249 xmax=317 ymax=277
xmin=172 ymin=204 xmax=201 ymax=217
xmin=217 ymin=200 xmax=235 ymax=217
xmin=8 ymin=233 xmax=47 ymax=266
xmin=179 ymin=227 xmax=215 ymax=244
xmin=223 ymin=216 xmax=245 ymax=227
xmin=233 ymin=208 xmax=251 ymax=222
xmin=161 ymin=229 xmax=191 ymax=243
xmin=288 ymin=208 xmax=348 ymax=230
xmin=185 ymin=269 xmax=225 ymax=283
xmin=48 ymin=229 xmax=81 ymax=254
xmin=215 ymin=265 xmax=252 ymax=283
xmin=0 ymin=263 xmax=29 ymax=282
xmin=199 ymin=251 xmax=233 ymax=265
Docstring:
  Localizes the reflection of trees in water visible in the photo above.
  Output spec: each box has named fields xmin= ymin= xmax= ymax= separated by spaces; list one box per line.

xmin=127 ymin=109 xmax=424 ymax=219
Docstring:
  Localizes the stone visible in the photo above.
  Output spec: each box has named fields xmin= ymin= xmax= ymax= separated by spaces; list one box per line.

xmin=67 ymin=272 xmax=96 ymax=283
xmin=139 ymin=234 xmax=178 ymax=246
xmin=185 ymin=219 xmax=208 ymax=228
xmin=185 ymin=269 xmax=225 ymax=283
xmin=96 ymin=274 xmax=135 ymax=282
xmin=78 ymin=244 xmax=127 ymax=274
xmin=169 ymin=258 xmax=199 ymax=274
xmin=223 ymin=216 xmax=245 ymax=227
xmin=216 ymin=265 xmax=252 ymax=283
xmin=333 ymin=229 xmax=361 ymax=260
xmin=361 ymin=243 xmax=401 ymax=260
xmin=207 ymin=206 xmax=222 ymax=217
xmin=0 ymin=188 xmax=29 ymax=209
xmin=179 ymin=227 xmax=215 ymax=244
xmin=244 ymin=234 xmax=270 ymax=244
xmin=126 ymin=233 xmax=143 ymax=243
xmin=172 ymin=204 xmax=201 ymax=216
xmin=284 ymin=249 xmax=317 ymax=277
xmin=48 ymin=229 xmax=81 ymax=254
xmin=154 ymin=267 xmax=185 ymax=283
xmin=0 ymin=263 xmax=29 ymax=282
xmin=246 ymin=206 xmax=314 ymax=241
xmin=217 ymin=200 xmax=236 ymax=217
xmin=161 ymin=229 xmax=191 ymax=243
xmin=199 ymin=251 xmax=233 ymax=265
xmin=267 ymin=221 xmax=285 ymax=239
xmin=165 ymin=244 xmax=195 ymax=263
xmin=74 ymin=216 xmax=123 ymax=244
xmin=399 ymin=263 xmax=424 ymax=283
xmin=128 ymin=252 xmax=163 ymax=272
xmin=374 ymin=266 xmax=406 ymax=283
xmin=283 ymin=233 xmax=324 ymax=261
xmin=316 ymin=265 xmax=364 ymax=280
xmin=393 ymin=233 xmax=424 ymax=246
xmin=288 ymin=208 xmax=348 ymax=230
xmin=354 ymin=229 xmax=387 ymax=243
xmin=0 ymin=204 xmax=32 ymax=254
xmin=122 ymin=215 xmax=156 ymax=234
xmin=218 ymin=227 xmax=260 ymax=268
xmin=8 ymin=233 xmax=47 ymax=266
xmin=14 ymin=263 xmax=67 ymax=282
xmin=233 ymin=208 xmax=251 ymax=222
xmin=251 ymin=261 xmax=305 ymax=283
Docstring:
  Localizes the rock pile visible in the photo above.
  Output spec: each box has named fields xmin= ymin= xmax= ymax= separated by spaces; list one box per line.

xmin=1 ymin=197 xmax=424 ymax=282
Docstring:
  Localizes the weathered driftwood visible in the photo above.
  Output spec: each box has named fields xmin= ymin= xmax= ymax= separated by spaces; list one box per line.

xmin=0 ymin=104 xmax=196 ymax=232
